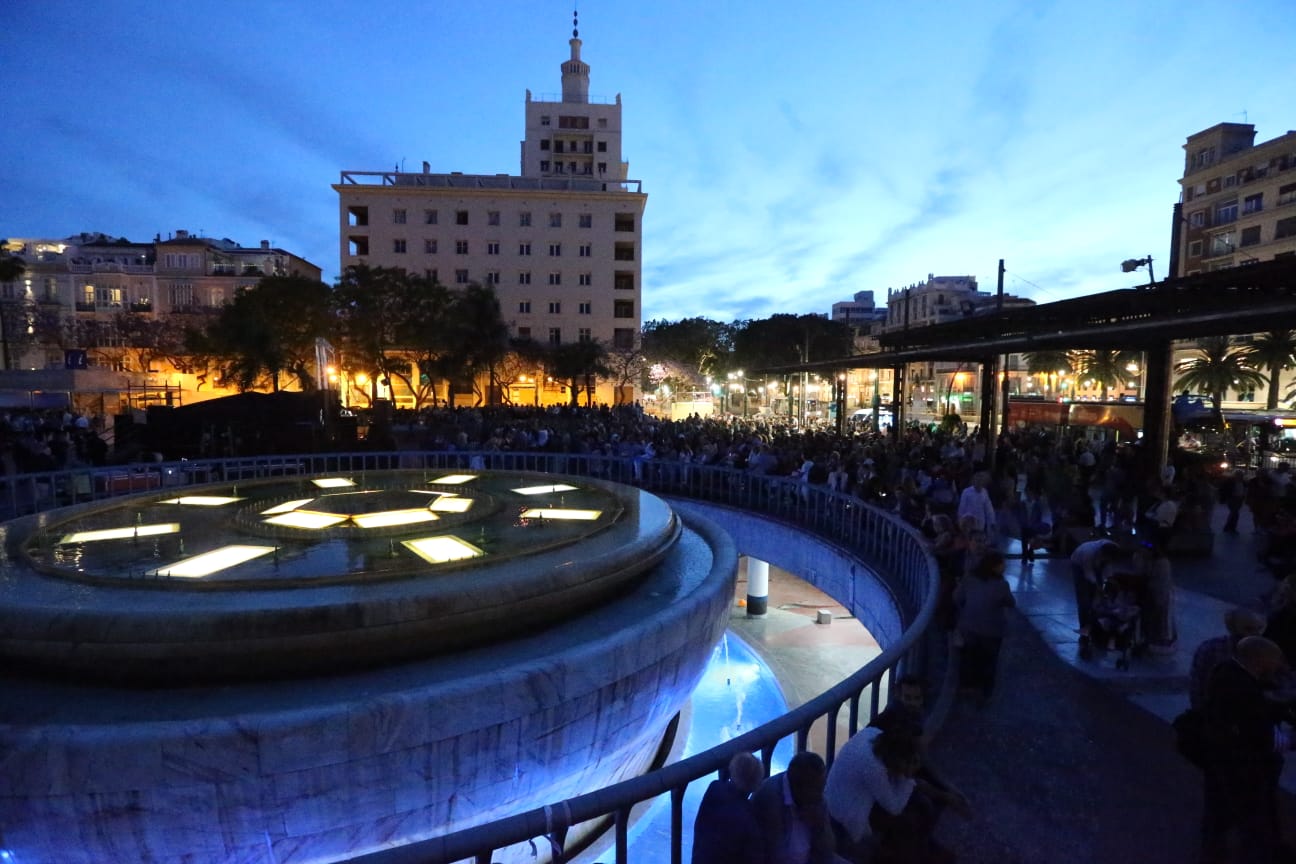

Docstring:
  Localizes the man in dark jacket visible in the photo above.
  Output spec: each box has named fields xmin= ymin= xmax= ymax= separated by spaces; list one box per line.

xmin=751 ymin=751 xmax=836 ymax=864
xmin=1202 ymin=636 xmax=1291 ymax=862
xmin=691 ymin=751 xmax=765 ymax=864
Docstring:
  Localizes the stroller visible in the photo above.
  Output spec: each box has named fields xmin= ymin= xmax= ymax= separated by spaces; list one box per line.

xmin=1090 ymin=574 xmax=1143 ymax=670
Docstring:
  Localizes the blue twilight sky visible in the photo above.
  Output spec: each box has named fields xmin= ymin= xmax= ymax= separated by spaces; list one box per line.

xmin=2 ymin=0 xmax=1293 ymax=323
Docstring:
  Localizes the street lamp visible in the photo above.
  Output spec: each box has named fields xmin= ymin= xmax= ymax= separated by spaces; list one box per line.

xmin=1121 ymin=255 xmax=1156 ymax=287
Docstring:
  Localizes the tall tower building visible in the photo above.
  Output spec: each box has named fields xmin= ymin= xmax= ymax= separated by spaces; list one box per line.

xmin=334 ymin=11 xmax=647 ymax=407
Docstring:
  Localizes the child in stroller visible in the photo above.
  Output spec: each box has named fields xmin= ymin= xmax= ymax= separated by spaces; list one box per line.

xmin=1091 ymin=573 xmax=1143 ymax=670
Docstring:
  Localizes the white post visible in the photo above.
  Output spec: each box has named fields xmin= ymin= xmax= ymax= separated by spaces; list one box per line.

xmin=746 ymin=557 xmax=769 ymax=617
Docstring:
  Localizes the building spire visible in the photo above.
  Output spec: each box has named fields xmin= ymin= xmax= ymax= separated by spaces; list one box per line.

xmin=561 ymin=6 xmax=590 ymax=103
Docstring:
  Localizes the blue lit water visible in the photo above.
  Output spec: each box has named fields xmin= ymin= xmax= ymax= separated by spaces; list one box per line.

xmin=585 ymin=630 xmax=794 ymax=862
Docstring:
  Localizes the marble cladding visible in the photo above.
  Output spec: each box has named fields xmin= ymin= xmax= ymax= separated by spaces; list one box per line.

xmin=0 ymin=514 xmax=738 ymax=864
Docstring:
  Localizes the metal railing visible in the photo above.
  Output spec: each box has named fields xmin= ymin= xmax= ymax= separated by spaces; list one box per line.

xmin=0 ymin=450 xmax=941 ymax=864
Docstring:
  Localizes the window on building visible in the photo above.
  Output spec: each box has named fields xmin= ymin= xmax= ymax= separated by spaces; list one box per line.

xmin=1240 ymin=226 xmax=1262 ymax=247
xmin=1224 ymin=175 xmax=1237 ymax=188
xmin=456 ymin=240 xmax=469 ymax=255
xmin=568 ymin=162 xmax=577 ymax=173
xmin=455 ymin=269 xmax=469 ymax=284
xmin=348 ymin=236 xmax=369 ymax=256
xmin=597 ymin=141 xmax=607 ymax=152
xmin=1189 ymin=210 xmax=1206 ymax=228
xmin=615 ymin=214 xmax=635 ymax=232
xmin=393 ymin=239 xmax=407 ymax=254
xmin=518 ymin=271 xmax=532 ymax=285
xmin=579 ymin=244 xmax=592 ymax=257
xmin=548 ymin=327 xmax=561 ymax=345
xmin=347 ymin=206 xmax=368 ymax=227
xmin=579 ymin=213 xmax=592 ymax=228
xmin=583 ymin=141 xmax=593 ymax=154
xmin=548 ymin=273 xmax=562 ymax=285
xmin=519 ymin=242 xmax=532 ymax=256
xmin=540 ymin=115 xmax=551 ymax=126
xmin=614 ymin=300 xmax=634 ymax=318
xmin=598 ymin=118 xmax=608 ymax=129
xmin=169 ymin=284 xmax=194 ymax=308
xmin=540 ymin=160 xmax=550 ymax=172
xmin=488 ymin=211 xmax=500 ymax=226
xmin=424 ymin=239 xmax=437 ymax=254
xmin=1244 ymin=194 xmax=1264 ymax=214
xmin=549 ymin=243 xmax=562 ymax=257
xmin=485 ymin=270 xmax=500 ymax=285
xmin=540 ymin=140 xmax=550 ymax=150
xmin=598 ymin=162 xmax=607 ymax=174
xmin=426 ymin=268 xmax=439 ymax=282
xmin=1209 ymin=232 xmax=1235 ymax=256
xmin=550 ymin=213 xmax=562 ymax=228
xmin=554 ymin=141 xmax=565 ymax=154
xmin=614 ymin=271 xmax=634 ymax=290
xmin=1215 ymin=199 xmax=1238 ymax=225
xmin=614 ymin=242 xmax=635 ymax=261
xmin=548 ymin=301 xmax=561 ymax=314
xmin=424 ymin=209 xmax=438 ymax=225
xmin=578 ymin=328 xmax=592 ymax=342
xmin=520 ymin=212 xmax=532 ymax=227
xmin=613 ymin=328 xmax=634 ymax=349
xmin=456 ymin=210 xmax=469 ymax=226
xmin=555 ymin=163 xmax=564 ymax=174
xmin=518 ymin=301 xmax=531 ymax=314
xmin=517 ymin=326 xmax=531 ymax=339
xmin=1188 ymin=240 xmax=1203 ymax=257
xmin=578 ymin=301 xmax=592 ymax=314
xmin=487 ymin=242 xmax=500 ymax=255
xmin=559 ymin=116 xmax=590 ymax=129
xmin=1276 ymin=216 xmax=1296 ymax=240
xmin=1280 ymin=183 xmax=1296 ymax=206
xmin=579 ymin=273 xmax=592 ymax=286
xmin=393 ymin=208 xmax=407 ymax=224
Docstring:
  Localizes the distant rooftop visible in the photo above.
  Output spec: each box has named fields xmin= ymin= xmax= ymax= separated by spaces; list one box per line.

xmin=337 ymin=170 xmax=642 ymax=195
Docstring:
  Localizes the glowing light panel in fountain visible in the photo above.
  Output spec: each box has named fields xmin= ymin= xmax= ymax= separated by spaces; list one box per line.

xmin=160 ymin=496 xmax=244 ymax=506
xmin=261 ymin=499 xmax=314 ymax=515
xmin=60 ymin=523 xmax=181 ymax=544
xmin=429 ymin=474 xmax=476 ymax=485
xmin=512 ymin=484 xmax=579 ymax=495
xmin=263 ymin=511 xmax=347 ymax=530
xmin=150 ymin=545 xmax=276 ymax=578
xmin=351 ymin=509 xmax=440 ymax=529
xmin=311 ymin=478 xmax=356 ymax=489
xmin=520 ymin=508 xmax=602 ymax=521
xmin=403 ymin=535 xmax=485 ymax=563
xmin=428 ymin=495 xmax=473 ymax=513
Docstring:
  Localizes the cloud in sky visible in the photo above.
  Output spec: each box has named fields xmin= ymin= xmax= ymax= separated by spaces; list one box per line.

xmin=1 ymin=0 xmax=1293 ymax=323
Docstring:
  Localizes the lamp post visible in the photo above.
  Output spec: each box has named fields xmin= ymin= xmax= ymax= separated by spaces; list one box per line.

xmin=1121 ymin=255 xmax=1156 ymax=288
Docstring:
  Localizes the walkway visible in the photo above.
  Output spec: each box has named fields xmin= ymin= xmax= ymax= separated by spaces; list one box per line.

xmin=735 ymin=504 xmax=1296 ymax=864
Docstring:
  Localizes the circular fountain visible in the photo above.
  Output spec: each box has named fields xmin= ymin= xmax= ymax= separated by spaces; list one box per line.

xmin=0 ymin=469 xmax=737 ymax=864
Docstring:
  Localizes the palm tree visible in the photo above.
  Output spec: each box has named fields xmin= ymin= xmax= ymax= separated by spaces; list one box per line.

xmin=1240 ymin=330 xmax=1296 ymax=409
xmin=1022 ymin=350 xmax=1076 ymax=398
xmin=1174 ymin=336 xmax=1266 ymax=410
xmin=1074 ymin=349 xmax=1142 ymax=401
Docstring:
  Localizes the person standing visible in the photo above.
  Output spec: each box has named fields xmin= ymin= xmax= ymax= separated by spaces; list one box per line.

xmin=692 ymin=751 xmax=765 ymax=864
xmin=751 ymin=751 xmax=836 ymax=864
xmin=1201 ymin=636 xmax=1292 ymax=862
xmin=954 ymin=551 xmax=1016 ymax=702
xmin=957 ymin=470 xmax=997 ymax=540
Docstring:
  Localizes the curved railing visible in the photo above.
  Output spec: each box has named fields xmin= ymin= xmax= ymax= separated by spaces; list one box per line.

xmin=0 ymin=451 xmax=941 ymax=864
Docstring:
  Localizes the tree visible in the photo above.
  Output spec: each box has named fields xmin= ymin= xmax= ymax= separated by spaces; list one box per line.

xmin=606 ymin=343 xmax=648 ymax=405
xmin=334 ymin=265 xmax=447 ymax=405
xmin=189 ymin=275 xmax=333 ymax=392
xmin=1022 ymin=350 xmax=1077 ymax=397
xmin=549 ymin=340 xmax=609 ymax=407
xmin=1174 ymin=336 xmax=1265 ymax=410
xmin=112 ymin=312 xmax=198 ymax=375
xmin=1074 ymin=349 xmax=1142 ymax=401
xmin=1241 ymin=330 xmax=1296 ymax=410
xmin=641 ymin=317 xmax=734 ymax=380
xmin=731 ymin=314 xmax=854 ymax=372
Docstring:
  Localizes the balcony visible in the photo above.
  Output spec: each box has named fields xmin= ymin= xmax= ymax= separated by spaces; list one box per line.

xmin=129 ymin=301 xmax=153 ymax=313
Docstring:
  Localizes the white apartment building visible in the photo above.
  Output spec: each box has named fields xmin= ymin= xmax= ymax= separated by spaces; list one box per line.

xmin=332 ymin=21 xmax=646 ymax=405
xmin=1178 ymin=123 xmax=1296 ymax=274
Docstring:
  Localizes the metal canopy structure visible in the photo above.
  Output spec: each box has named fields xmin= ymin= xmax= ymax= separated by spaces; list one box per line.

xmin=764 ymin=257 xmax=1296 ymax=374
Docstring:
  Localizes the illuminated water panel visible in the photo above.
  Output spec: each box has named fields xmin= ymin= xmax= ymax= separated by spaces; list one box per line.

xmin=429 ymin=474 xmax=477 ymax=485
xmin=160 ymin=496 xmax=244 ymax=506
xmin=311 ymin=478 xmax=356 ymax=489
xmin=520 ymin=508 xmax=602 ymax=521
xmin=512 ymin=484 xmax=579 ymax=495
xmin=261 ymin=499 xmax=315 ymax=515
xmin=60 ymin=524 xmax=180 ymax=544
xmin=403 ymin=536 xmax=485 ymax=563
xmin=151 ymin=545 xmax=276 ymax=578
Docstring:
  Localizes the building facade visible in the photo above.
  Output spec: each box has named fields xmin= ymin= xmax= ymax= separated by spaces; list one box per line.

xmin=332 ymin=23 xmax=647 ymax=407
xmin=1177 ymin=123 xmax=1296 ymax=275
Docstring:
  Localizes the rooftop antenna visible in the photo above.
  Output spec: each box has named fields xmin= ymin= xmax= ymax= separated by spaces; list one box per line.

xmin=573 ymin=3 xmax=579 ymax=38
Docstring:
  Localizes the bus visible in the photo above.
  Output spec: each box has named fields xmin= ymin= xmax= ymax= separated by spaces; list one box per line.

xmin=1005 ymin=396 xmax=1230 ymax=463
xmin=1220 ymin=409 xmax=1296 ymax=470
